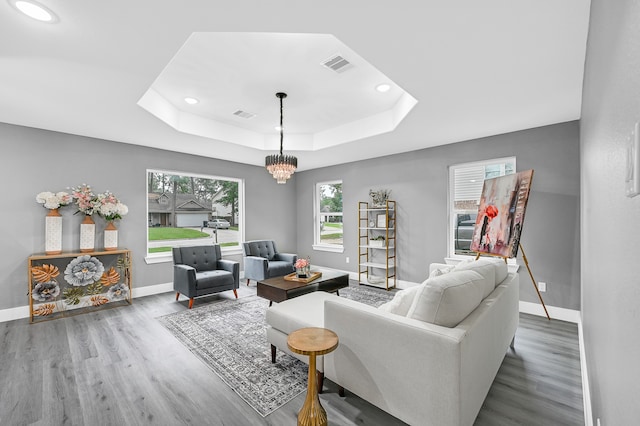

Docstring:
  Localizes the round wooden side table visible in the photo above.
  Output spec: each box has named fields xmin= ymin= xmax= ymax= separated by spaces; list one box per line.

xmin=287 ymin=327 xmax=339 ymax=426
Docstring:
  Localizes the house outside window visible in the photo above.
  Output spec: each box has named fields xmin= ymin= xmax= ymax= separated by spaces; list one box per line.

xmin=146 ymin=170 xmax=244 ymax=262
xmin=449 ymin=157 xmax=515 ymax=257
xmin=313 ymin=180 xmax=343 ymax=253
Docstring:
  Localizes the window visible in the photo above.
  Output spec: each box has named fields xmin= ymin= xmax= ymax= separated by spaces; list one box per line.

xmin=313 ymin=180 xmax=343 ymax=252
xmin=449 ymin=157 xmax=515 ymax=257
xmin=146 ymin=170 xmax=244 ymax=262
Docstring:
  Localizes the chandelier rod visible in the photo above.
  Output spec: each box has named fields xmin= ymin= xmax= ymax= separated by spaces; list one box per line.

xmin=277 ymin=92 xmax=287 ymax=156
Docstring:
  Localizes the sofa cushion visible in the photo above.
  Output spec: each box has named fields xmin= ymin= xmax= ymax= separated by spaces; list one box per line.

xmin=267 ymin=260 xmax=295 ymax=278
xmin=454 ymin=257 xmax=508 ymax=288
xmin=266 ymin=291 xmax=334 ymax=334
xmin=195 ymin=270 xmax=234 ymax=289
xmin=378 ymin=284 xmax=423 ymax=316
xmin=453 ymin=260 xmax=495 ymax=299
xmin=407 ymin=270 xmax=485 ymax=327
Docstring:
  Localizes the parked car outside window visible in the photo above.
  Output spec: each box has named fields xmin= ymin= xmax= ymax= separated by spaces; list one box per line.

xmin=455 ymin=213 xmax=477 ymax=252
xmin=207 ymin=219 xmax=230 ymax=229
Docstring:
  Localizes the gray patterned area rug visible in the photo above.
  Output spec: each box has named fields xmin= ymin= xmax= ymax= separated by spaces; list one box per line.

xmin=157 ymin=284 xmax=394 ymax=417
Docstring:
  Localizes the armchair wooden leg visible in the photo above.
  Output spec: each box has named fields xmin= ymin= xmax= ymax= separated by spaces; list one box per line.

xmin=246 ymin=279 xmax=250 ymax=286
xmin=317 ymin=371 xmax=324 ymax=394
xmin=233 ymin=289 xmax=238 ymax=298
xmin=175 ymin=292 xmax=180 ymax=301
xmin=338 ymin=386 xmax=345 ymax=397
xmin=188 ymin=298 xmax=194 ymax=309
xmin=271 ymin=344 xmax=276 ymax=363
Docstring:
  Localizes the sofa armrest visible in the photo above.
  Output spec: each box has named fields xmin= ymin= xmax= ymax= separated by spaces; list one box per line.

xmin=173 ymin=264 xmax=197 ymax=296
xmin=274 ymin=252 xmax=297 ymax=265
xmin=243 ymin=255 xmax=268 ymax=281
xmin=324 ymin=298 xmax=466 ymax=426
xmin=218 ymin=259 xmax=240 ymax=288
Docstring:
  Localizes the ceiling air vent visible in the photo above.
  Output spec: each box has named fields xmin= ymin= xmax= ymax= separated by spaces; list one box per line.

xmin=233 ymin=110 xmax=256 ymax=119
xmin=321 ymin=54 xmax=353 ymax=73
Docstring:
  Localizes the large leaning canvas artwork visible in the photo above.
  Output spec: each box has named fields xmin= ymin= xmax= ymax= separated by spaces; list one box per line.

xmin=470 ymin=169 xmax=534 ymax=258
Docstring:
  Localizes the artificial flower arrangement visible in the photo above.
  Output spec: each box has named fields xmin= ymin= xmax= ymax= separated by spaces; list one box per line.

xmin=35 ymin=191 xmax=72 ymax=210
xmin=95 ymin=190 xmax=128 ymax=221
xmin=294 ymin=258 xmax=310 ymax=269
xmin=69 ymin=184 xmax=128 ymax=221
xmin=70 ymin=184 xmax=98 ymax=215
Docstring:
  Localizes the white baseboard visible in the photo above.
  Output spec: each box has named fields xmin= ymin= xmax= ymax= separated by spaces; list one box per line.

xmin=0 ymin=305 xmax=31 ymax=323
xmin=518 ymin=300 xmax=580 ymax=323
xmin=0 ymin=282 xmax=175 ymax=323
xmin=578 ymin=315 xmax=593 ymax=426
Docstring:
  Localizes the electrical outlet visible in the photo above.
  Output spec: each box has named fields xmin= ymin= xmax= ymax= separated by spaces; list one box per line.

xmin=346 ymin=257 xmax=350 ymax=264
xmin=537 ymin=282 xmax=546 ymax=292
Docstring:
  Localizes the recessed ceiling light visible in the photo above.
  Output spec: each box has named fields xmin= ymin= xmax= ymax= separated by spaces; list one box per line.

xmin=13 ymin=1 xmax=57 ymax=22
xmin=375 ymin=83 xmax=391 ymax=93
xmin=184 ymin=97 xmax=199 ymax=105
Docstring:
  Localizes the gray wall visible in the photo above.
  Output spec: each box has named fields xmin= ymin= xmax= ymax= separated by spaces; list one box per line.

xmin=296 ymin=121 xmax=581 ymax=310
xmin=0 ymin=122 xmax=296 ymax=311
xmin=581 ymin=0 xmax=640 ymax=424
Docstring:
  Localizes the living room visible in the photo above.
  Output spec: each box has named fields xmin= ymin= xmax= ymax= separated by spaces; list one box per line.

xmin=1 ymin=1 xmax=639 ymax=425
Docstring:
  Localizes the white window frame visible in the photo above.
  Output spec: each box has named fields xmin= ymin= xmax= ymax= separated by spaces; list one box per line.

xmin=145 ymin=169 xmax=245 ymax=264
xmin=312 ymin=180 xmax=344 ymax=253
xmin=448 ymin=157 xmax=516 ymax=260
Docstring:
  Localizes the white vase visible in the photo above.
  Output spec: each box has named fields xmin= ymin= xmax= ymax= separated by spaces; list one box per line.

xmin=104 ymin=221 xmax=118 ymax=251
xmin=80 ymin=215 xmax=95 ymax=253
xmin=45 ymin=208 xmax=62 ymax=255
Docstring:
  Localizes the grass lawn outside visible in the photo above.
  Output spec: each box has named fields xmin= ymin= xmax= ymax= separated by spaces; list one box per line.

xmin=148 ymin=227 xmax=209 ymax=240
xmin=148 ymin=227 xmax=239 ymax=253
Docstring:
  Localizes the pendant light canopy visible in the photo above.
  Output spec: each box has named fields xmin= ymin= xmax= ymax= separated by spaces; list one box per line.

xmin=265 ymin=92 xmax=297 ymax=184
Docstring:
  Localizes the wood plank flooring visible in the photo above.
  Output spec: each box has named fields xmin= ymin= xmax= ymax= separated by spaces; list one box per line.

xmin=0 ymin=286 xmax=583 ymax=425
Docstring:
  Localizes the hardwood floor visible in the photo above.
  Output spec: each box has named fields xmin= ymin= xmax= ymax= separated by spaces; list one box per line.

xmin=0 ymin=286 xmax=583 ymax=425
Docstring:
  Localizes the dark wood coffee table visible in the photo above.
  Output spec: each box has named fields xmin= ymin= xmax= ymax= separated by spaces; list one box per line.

xmin=257 ymin=268 xmax=349 ymax=305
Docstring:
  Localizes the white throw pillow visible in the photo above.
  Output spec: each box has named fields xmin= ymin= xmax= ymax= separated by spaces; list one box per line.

xmin=407 ymin=270 xmax=485 ymax=327
xmin=453 ymin=260 xmax=496 ymax=299
xmin=379 ymin=284 xmax=423 ymax=316
xmin=428 ymin=265 xmax=454 ymax=278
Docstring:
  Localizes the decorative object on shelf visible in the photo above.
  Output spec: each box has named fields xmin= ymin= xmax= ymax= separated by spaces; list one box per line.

xmin=369 ymin=220 xmax=375 ymax=227
xmin=79 ymin=214 xmax=96 ymax=252
xmin=95 ymin=190 xmax=128 ymax=251
xmin=369 ymin=189 xmax=391 ymax=207
xmin=36 ymin=191 xmax=72 ymax=255
xmin=71 ymin=184 xmax=98 ymax=252
xmin=265 ymin=92 xmax=297 ymax=184
xmin=294 ymin=257 xmax=311 ymax=278
xmin=369 ymin=236 xmax=385 ymax=247
xmin=376 ymin=213 xmax=387 ymax=228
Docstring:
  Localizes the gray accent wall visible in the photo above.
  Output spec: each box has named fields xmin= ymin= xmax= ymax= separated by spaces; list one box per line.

xmin=296 ymin=121 xmax=581 ymax=310
xmin=581 ymin=0 xmax=640 ymax=424
xmin=0 ymin=122 xmax=296 ymax=311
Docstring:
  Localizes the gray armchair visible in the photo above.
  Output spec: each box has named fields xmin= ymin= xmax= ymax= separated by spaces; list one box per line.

xmin=242 ymin=240 xmax=297 ymax=285
xmin=173 ymin=245 xmax=239 ymax=309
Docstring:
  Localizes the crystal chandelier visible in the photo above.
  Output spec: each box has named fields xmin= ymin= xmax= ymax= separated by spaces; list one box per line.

xmin=265 ymin=92 xmax=297 ymax=184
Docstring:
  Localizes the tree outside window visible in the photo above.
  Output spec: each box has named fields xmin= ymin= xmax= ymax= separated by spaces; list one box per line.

xmin=314 ymin=181 xmax=343 ymax=251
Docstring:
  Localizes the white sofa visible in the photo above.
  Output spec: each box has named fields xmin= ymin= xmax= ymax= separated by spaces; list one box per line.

xmin=265 ymin=258 xmax=519 ymax=426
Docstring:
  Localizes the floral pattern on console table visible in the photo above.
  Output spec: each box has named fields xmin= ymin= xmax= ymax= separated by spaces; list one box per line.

xmin=30 ymin=254 xmax=131 ymax=319
xmin=64 ymin=255 xmax=105 ymax=286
